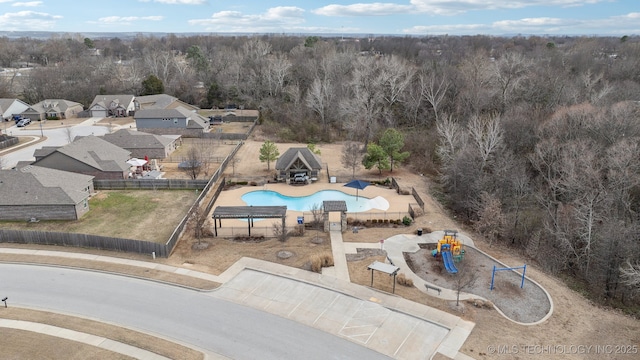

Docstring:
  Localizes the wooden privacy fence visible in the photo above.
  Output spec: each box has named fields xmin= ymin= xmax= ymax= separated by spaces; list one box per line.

xmin=164 ymin=139 xmax=244 ymax=256
xmin=412 ymin=187 xmax=425 ymax=210
xmin=0 ymin=229 xmax=169 ymax=257
xmin=94 ymin=179 xmax=209 ymax=190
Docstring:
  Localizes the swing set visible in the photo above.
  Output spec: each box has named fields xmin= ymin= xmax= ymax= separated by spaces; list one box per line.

xmin=490 ymin=264 xmax=527 ymax=291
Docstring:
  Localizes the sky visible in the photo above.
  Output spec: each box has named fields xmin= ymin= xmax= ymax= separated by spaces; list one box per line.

xmin=0 ymin=0 xmax=638 ymax=36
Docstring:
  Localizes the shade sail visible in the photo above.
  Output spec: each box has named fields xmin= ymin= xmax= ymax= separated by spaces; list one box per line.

xmin=344 ymin=179 xmax=371 ymax=200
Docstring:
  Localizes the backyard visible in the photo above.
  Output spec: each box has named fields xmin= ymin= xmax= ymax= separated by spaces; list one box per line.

xmin=0 ymin=190 xmax=198 ymax=242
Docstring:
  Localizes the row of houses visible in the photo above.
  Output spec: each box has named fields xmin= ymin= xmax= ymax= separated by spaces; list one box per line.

xmin=0 ymin=129 xmax=181 ymax=221
xmin=1 ymin=93 xmax=200 ymax=122
xmin=1 ymin=94 xmax=215 ymax=139
xmin=0 ymin=93 xmax=255 ymax=222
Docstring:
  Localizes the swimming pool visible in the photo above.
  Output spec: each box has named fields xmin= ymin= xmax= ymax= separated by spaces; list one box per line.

xmin=241 ymin=190 xmax=388 ymax=212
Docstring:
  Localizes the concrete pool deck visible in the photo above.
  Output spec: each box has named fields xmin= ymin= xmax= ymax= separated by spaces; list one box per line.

xmin=213 ymin=182 xmax=413 ymax=229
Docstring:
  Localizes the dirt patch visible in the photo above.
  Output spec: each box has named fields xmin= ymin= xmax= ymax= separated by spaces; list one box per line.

xmin=405 ymin=246 xmax=550 ymax=323
xmin=346 ymin=248 xmax=386 ymax=261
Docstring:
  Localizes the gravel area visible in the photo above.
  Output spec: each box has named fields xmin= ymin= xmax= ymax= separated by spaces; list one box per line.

xmin=405 ymin=245 xmax=551 ymax=323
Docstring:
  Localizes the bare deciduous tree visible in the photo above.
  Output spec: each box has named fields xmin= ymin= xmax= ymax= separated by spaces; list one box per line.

xmin=64 ymin=127 xmax=75 ymax=144
xmin=492 ymin=52 xmax=531 ymax=111
xmin=620 ymin=260 xmax=640 ymax=296
xmin=180 ymin=147 xmax=203 ymax=180
xmin=468 ymin=114 xmax=504 ymax=171
xmin=341 ymin=142 xmax=362 ymax=179
xmin=272 ymin=221 xmax=290 ymax=242
xmin=472 ymin=192 xmax=507 ymax=247
xmin=339 ymin=56 xmax=385 ymax=146
xmin=453 ymin=263 xmax=478 ymax=306
xmin=420 ymin=71 xmax=449 ymax=124
xmin=306 ymin=77 xmax=332 ymax=132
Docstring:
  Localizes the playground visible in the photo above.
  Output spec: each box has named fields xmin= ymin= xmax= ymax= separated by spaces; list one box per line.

xmin=404 ymin=231 xmax=551 ymax=324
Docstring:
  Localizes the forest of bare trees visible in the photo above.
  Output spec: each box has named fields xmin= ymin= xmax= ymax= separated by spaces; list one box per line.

xmin=1 ymin=33 xmax=639 ymax=312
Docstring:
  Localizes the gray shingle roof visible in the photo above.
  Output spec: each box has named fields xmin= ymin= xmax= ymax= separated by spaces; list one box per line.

xmin=323 ymin=201 xmax=348 ymax=212
xmin=275 ymin=147 xmax=323 ymax=171
xmin=29 ymin=99 xmax=83 ymax=113
xmin=135 ymin=94 xmax=177 ymax=110
xmin=134 ymin=106 xmax=208 ymax=129
xmin=102 ymin=129 xmax=174 ymax=149
xmin=45 ymin=135 xmax=131 ymax=172
xmin=0 ymin=166 xmax=93 ymax=205
xmin=90 ymin=95 xmax=135 ymax=109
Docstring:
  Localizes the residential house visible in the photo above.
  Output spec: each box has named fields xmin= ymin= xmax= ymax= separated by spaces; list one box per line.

xmin=275 ymin=147 xmax=323 ymax=182
xmin=89 ymin=95 xmax=137 ymax=118
xmin=0 ymin=166 xmax=94 ymax=220
xmin=32 ymin=135 xmax=131 ymax=180
xmin=133 ymin=106 xmax=209 ymax=137
xmin=0 ymin=98 xmax=30 ymax=121
xmin=22 ymin=99 xmax=84 ymax=121
xmin=136 ymin=94 xmax=199 ymax=111
xmin=101 ymin=129 xmax=179 ymax=160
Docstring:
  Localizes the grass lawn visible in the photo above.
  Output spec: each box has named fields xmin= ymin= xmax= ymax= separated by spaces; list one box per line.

xmin=0 ymin=190 xmax=198 ymax=243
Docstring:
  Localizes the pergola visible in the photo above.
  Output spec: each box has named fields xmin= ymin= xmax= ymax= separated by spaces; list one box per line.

xmin=367 ymin=260 xmax=400 ymax=294
xmin=211 ymin=206 xmax=287 ymax=237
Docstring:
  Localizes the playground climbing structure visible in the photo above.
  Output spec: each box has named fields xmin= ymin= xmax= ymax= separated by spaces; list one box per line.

xmin=433 ymin=230 xmax=465 ymax=274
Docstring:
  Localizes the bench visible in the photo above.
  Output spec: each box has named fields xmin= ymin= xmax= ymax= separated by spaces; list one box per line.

xmin=425 ymin=284 xmax=442 ymax=295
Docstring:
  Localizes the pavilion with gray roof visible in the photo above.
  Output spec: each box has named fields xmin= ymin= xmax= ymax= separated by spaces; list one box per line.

xmin=211 ymin=206 xmax=287 ymax=237
xmin=275 ymin=147 xmax=322 ymax=183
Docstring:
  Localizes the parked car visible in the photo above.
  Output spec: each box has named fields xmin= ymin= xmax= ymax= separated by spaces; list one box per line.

xmin=292 ymin=173 xmax=308 ymax=183
xmin=209 ymin=115 xmax=223 ymax=125
xmin=16 ymin=118 xmax=31 ymax=127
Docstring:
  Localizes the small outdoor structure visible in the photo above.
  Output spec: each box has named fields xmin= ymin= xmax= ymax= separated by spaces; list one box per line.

xmin=367 ymin=261 xmax=400 ymax=294
xmin=275 ymin=147 xmax=322 ymax=183
xmin=344 ymin=179 xmax=371 ymax=200
xmin=211 ymin=206 xmax=287 ymax=237
xmin=322 ymin=200 xmax=347 ymax=232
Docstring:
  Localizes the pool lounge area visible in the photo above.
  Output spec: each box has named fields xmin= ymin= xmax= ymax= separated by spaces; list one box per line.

xmin=212 ymin=182 xmax=412 ymax=234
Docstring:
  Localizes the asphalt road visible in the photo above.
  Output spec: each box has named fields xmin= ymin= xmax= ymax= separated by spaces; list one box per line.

xmin=0 ymin=264 xmax=390 ymax=359
xmin=1 ymin=118 xmax=108 ymax=169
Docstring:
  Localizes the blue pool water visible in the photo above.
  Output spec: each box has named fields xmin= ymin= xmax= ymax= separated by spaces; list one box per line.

xmin=241 ymin=190 xmax=375 ymax=212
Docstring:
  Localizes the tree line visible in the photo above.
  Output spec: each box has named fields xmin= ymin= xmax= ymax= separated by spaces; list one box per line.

xmin=1 ymin=33 xmax=639 ymax=312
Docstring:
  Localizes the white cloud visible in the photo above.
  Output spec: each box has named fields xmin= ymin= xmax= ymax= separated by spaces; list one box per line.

xmin=0 ymin=11 xmax=62 ymax=30
xmin=98 ymin=16 xmax=164 ymax=24
xmin=12 ymin=1 xmax=43 ymax=6
xmin=404 ymin=23 xmax=489 ymax=34
xmin=315 ymin=0 xmax=608 ymax=17
xmin=139 ymin=0 xmax=206 ymax=4
xmin=404 ymin=12 xmax=640 ymax=35
xmin=313 ymin=3 xmax=413 ymax=16
xmin=189 ymin=7 xmax=305 ymax=32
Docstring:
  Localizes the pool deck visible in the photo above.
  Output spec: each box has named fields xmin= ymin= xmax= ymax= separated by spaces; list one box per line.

xmin=213 ymin=182 xmax=412 ymax=227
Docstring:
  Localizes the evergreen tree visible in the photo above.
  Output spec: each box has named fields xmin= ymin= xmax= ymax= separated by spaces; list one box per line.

xmin=259 ymin=140 xmax=279 ymax=170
